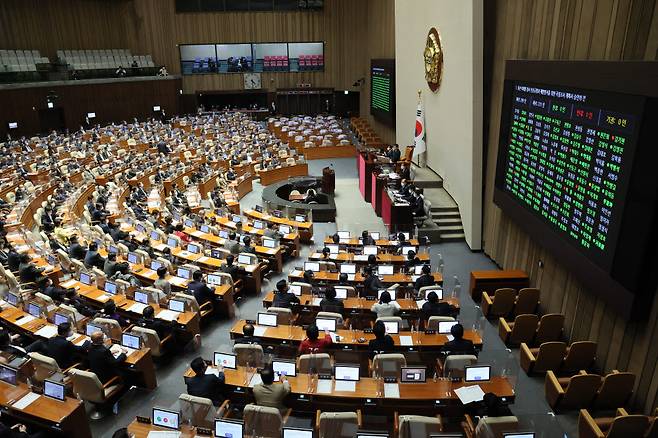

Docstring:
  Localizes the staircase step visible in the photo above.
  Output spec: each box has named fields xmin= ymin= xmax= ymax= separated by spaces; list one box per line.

xmin=432 ymin=211 xmax=461 ymax=218
xmin=438 ymin=224 xmax=464 ymax=232
xmin=435 ymin=218 xmax=462 ymax=227
xmin=415 ymin=179 xmax=443 ymax=189
xmin=440 ymin=232 xmax=465 ymax=242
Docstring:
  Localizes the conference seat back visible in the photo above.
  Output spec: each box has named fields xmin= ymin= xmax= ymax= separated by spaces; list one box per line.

xmin=475 ymin=416 xmax=519 ymax=438
xmin=521 ymin=341 xmax=566 ymax=375
xmin=514 ymin=287 xmax=540 ymax=316
xmin=372 ymin=353 xmax=406 ymax=379
xmin=27 ymin=351 xmax=61 ymax=382
xmin=534 ymin=313 xmax=565 ymax=344
xmin=501 ymin=314 xmax=539 ymax=345
xmin=92 ymin=317 xmax=122 ymax=341
xmin=546 ymin=370 xmax=601 ymax=411
xmin=562 ymin=341 xmax=597 ymax=373
xmin=318 ymin=311 xmax=344 ymax=328
xmin=607 ymin=415 xmax=650 ymax=438
xmin=69 ymin=368 xmax=122 ymax=404
xmin=443 ymin=354 xmax=477 ymax=378
xmin=481 ymin=288 xmax=516 ymax=318
xmin=595 ymin=371 xmax=635 ymax=410
xmin=397 ymin=414 xmax=442 ymax=438
xmin=427 ymin=315 xmax=455 ymax=331
xmin=178 ymin=394 xmax=217 ymax=429
xmin=267 ymin=307 xmax=294 ymax=325
xmin=317 ymin=411 xmax=360 ymax=438
xmin=298 ymin=353 xmax=332 ymax=375
xmin=131 ymin=326 xmax=164 ymax=357
xmin=233 ymin=344 xmax=264 ymax=368
xmin=291 ymin=281 xmax=313 ymax=295
xmin=243 ymin=404 xmax=283 ymax=438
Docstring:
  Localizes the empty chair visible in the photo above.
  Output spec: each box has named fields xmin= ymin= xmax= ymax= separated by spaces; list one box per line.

xmin=545 ymin=370 xmax=601 ymax=412
xmin=520 ymin=341 xmax=567 ymax=375
xmin=267 ymin=306 xmax=295 ymax=325
xmin=594 ymin=371 xmax=635 ymax=410
xmin=579 ymin=408 xmax=650 ymax=438
xmin=243 ymin=404 xmax=289 ymax=438
xmin=69 ymin=368 xmax=124 ymax=419
xmin=233 ymin=344 xmax=264 ymax=368
xmin=298 ymin=353 xmax=332 ymax=375
xmin=499 ymin=314 xmax=539 ymax=346
xmin=27 ymin=352 xmax=65 ymax=383
xmin=318 ymin=311 xmax=344 ymax=328
xmin=534 ymin=313 xmax=565 ymax=344
xmin=513 ymin=287 xmax=540 ymax=316
xmin=131 ymin=326 xmax=172 ymax=358
xmin=371 ymin=353 xmax=406 ymax=379
xmin=396 ymin=414 xmax=443 ymax=438
xmin=427 ymin=315 xmax=455 ymax=330
xmin=439 ymin=354 xmax=477 ymax=378
xmin=462 ymin=414 xmax=519 ymax=438
xmin=316 ymin=410 xmax=361 ymax=438
xmin=179 ymin=394 xmax=227 ymax=429
xmin=481 ymin=288 xmax=516 ymax=318
xmin=92 ymin=317 xmax=122 ymax=341
xmin=562 ymin=341 xmax=597 ymax=374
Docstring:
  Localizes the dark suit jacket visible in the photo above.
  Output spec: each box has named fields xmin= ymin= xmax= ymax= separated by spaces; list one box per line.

xmin=7 ymin=251 xmax=21 ymax=271
xmin=18 ymin=263 xmax=43 ymax=283
xmin=68 ymin=243 xmax=86 ymax=260
xmin=87 ymin=343 xmax=126 ymax=383
xmin=43 ymin=285 xmax=67 ymax=302
xmin=30 ymin=335 xmax=89 ymax=370
xmin=363 ymin=275 xmax=384 ymax=297
xmin=272 ymin=292 xmax=300 ymax=309
xmin=185 ymin=372 xmax=225 ymax=405
xmin=442 ymin=338 xmax=476 ymax=356
xmin=320 ymin=297 xmax=344 ymax=314
xmin=188 ymin=280 xmax=215 ymax=306
xmin=414 ymin=274 xmax=436 ymax=291
xmin=421 ymin=301 xmax=454 ymax=319
xmin=137 ymin=317 xmax=172 ymax=340
xmin=84 ymin=250 xmax=105 ymax=269
xmin=220 ymin=264 xmax=240 ymax=281
xmin=368 ymin=335 xmax=395 ymax=358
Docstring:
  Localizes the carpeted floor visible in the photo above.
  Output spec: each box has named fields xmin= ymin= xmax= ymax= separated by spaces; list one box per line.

xmin=92 ymin=158 xmax=577 ymax=437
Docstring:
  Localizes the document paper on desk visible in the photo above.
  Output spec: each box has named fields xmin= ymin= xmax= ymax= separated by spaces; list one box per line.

xmin=455 ymin=385 xmax=485 ymax=405
xmin=156 ymin=310 xmax=178 ymax=321
xmin=12 ymin=392 xmax=41 ymax=410
xmin=34 ymin=325 xmax=58 ymax=338
xmin=15 ymin=315 xmax=36 ymax=326
xmin=146 ymin=432 xmax=181 ymax=438
xmin=60 ymin=279 xmax=77 ymax=288
xmin=253 ymin=326 xmax=267 ymax=336
xmin=384 ymin=383 xmax=400 ymax=398
xmin=127 ymin=303 xmax=148 ymax=314
xmin=316 ymin=379 xmax=332 ymax=394
xmin=399 ymin=335 xmax=413 ymax=346
xmin=334 ymin=380 xmax=356 ymax=392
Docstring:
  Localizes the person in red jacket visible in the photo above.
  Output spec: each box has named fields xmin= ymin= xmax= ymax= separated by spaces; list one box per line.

xmin=298 ymin=324 xmax=332 ymax=355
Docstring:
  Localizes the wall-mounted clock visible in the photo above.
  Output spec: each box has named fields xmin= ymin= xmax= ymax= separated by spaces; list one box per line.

xmin=243 ymin=72 xmax=262 ymax=90
xmin=424 ymin=27 xmax=444 ymax=92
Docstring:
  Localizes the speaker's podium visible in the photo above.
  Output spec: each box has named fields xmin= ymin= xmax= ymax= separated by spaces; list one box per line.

xmin=322 ymin=166 xmax=335 ymax=194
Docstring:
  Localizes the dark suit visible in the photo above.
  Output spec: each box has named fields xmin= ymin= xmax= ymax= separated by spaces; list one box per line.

xmin=363 ymin=275 xmax=384 ymax=297
xmin=320 ymin=297 xmax=344 ymax=314
xmin=368 ymin=335 xmax=395 ymax=358
xmin=421 ymin=301 xmax=454 ymax=319
xmin=43 ymin=284 xmax=67 ymax=302
xmin=6 ymin=251 xmax=20 ymax=271
xmin=187 ymin=280 xmax=215 ymax=306
xmin=18 ymin=262 xmax=44 ymax=284
xmin=403 ymin=257 xmax=421 ymax=270
xmin=220 ymin=264 xmax=240 ymax=281
xmin=388 ymin=148 xmax=401 ymax=162
xmin=87 ymin=343 xmax=126 ymax=383
xmin=272 ymin=292 xmax=300 ymax=309
xmin=68 ymin=243 xmax=86 ymax=260
xmin=185 ymin=372 xmax=225 ymax=406
xmin=29 ymin=335 xmax=89 ymax=370
xmin=414 ymin=274 xmax=436 ymax=291
xmin=137 ymin=317 xmax=172 ymax=340
xmin=84 ymin=250 xmax=105 ymax=269
xmin=442 ymin=338 xmax=476 ymax=356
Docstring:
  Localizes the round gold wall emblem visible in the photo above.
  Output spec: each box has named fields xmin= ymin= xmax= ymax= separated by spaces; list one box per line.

xmin=424 ymin=27 xmax=443 ymax=92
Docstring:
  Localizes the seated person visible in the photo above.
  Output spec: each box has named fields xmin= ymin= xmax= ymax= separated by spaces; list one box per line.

xmin=154 ymin=266 xmax=172 ymax=296
xmin=253 ymin=366 xmax=290 ymax=414
xmin=361 ymin=230 xmax=375 ymax=246
xmin=136 ymin=305 xmax=173 ymax=340
xmin=42 ymin=277 xmax=68 ymax=302
xmin=441 ymin=323 xmax=476 ymax=357
xmin=0 ymin=329 xmax=27 ymax=357
xmin=403 ymin=250 xmax=421 ymax=271
xmin=84 ymin=242 xmax=105 ymax=269
xmin=187 ymin=270 xmax=216 ymax=308
xmin=67 ymin=235 xmax=87 ymax=261
xmin=103 ymin=252 xmax=120 ymax=277
xmin=173 ymin=224 xmax=191 ymax=243
xmin=319 ymin=287 xmax=344 ymax=314
xmin=395 ymin=232 xmax=411 ymax=253
xmin=26 ymin=322 xmax=89 ymax=370
xmin=298 ymin=324 xmax=332 ymax=355
xmin=474 ymin=393 xmax=514 ymax=437
xmin=319 ymin=246 xmax=331 ymax=260
xmin=370 ymin=290 xmax=400 ymax=318
xmin=365 ymin=254 xmax=378 ymax=272
xmin=97 ymin=300 xmax=129 ymax=327
xmin=272 ymin=279 xmax=300 ymax=309
xmin=18 ymin=254 xmax=47 ymax=289
xmin=220 ymin=254 xmax=242 ymax=281
xmin=368 ymin=320 xmax=394 ymax=358
xmin=87 ymin=331 xmax=126 ymax=384
xmin=223 ymin=232 xmax=241 ymax=255
xmin=185 ymin=356 xmax=225 ymax=406
xmin=414 ymin=264 xmax=436 ymax=291
xmin=240 ymin=236 xmax=256 ymax=254
xmin=362 ymin=267 xmax=384 ymax=298
xmin=234 ymin=323 xmax=257 ymax=345
xmin=337 ymin=273 xmax=350 ymax=286
xmin=421 ymin=291 xmax=454 ymax=319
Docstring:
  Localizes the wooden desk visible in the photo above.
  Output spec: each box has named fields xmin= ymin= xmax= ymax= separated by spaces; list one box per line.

xmin=128 ymin=420 xmax=196 ymax=438
xmin=288 ymin=270 xmax=443 ymax=287
xmin=382 ymin=189 xmax=413 ymax=233
xmin=262 ymin=292 xmax=460 ymax=315
xmin=0 ymin=381 xmax=92 ymax=438
xmin=229 ymin=320 xmax=480 ymax=350
xmin=322 ymin=237 xmax=422 ymax=249
xmin=301 ymin=144 xmax=357 ymax=160
xmin=243 ymin=208 xmax=313 ymax=243
xmin=0 ymin=306 xmax=158 ymax=390
xmin=469 ymin=270 xmax=530 ymax=301
xmin=307 ymin=252 xmax=430 ymax=265
xmin=181 ymin=365 xmax=514 ymax=413
xmin=259 ymin=163 xmax=309 ymax=186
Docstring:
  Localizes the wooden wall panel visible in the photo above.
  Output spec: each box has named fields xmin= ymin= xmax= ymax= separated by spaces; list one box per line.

xmin=483 ymin=0 xmax=658 ymax=413
xmin=0 ymin=78 xmax=181 ymax=137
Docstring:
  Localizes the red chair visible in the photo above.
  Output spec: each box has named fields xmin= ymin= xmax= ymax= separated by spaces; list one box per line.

xmin=299 ymin=55 xmax=307 ymax=71
xmin=264 ymin=56 xmax=271 ymax=71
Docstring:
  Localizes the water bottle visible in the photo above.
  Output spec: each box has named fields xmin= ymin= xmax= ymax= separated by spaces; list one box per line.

xmin=452 ymin=274 xmax=461 ymax=299
xmin=437 ymin=253 xmax=445 ymax=274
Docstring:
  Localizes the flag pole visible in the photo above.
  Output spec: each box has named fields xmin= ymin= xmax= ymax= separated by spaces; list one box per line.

xmin=415 ymin=89 xmax=422 ymax=167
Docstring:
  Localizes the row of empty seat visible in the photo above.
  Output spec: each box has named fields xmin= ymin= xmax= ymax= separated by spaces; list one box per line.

xmin=0 ymin=49 xmax=49 ymax=72
xmin=57 ymin=49 xmax=155 ymax=70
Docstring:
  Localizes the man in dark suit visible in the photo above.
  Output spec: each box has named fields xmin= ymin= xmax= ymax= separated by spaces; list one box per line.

xmin=414 ymin=264 xmax=436 ymax=291
xmin=361 ymin=230 xmax=375 ymax=246
xmin=157 ymin=141 xmax=171 ymax=155
xmin=220 ymin=254 xmax=242 ymax=281
xmin=362 ymin=267 xmax=384 ymax=298
xmin=87 ymin=331 xmax=127 ymax=384
xmin=441 ymin=323 xmax=476 ymax=356
xmin=240 ymin=236 xmax=256 ymax=254
xmin=6 ymin=246 xmax=21 ymax=271
xmin=84 ymin=242 xmax=105 ymax=269
xmin=421 ymin=291 xmax=454 ymax=319
xmin=42 ymin=277 xmax=68 ymax=302
xmin=387 ymin=144 xmax=401 ymax=162
xmin=187 ymin=270 xmax=216 ymax=308
xmin=136 ymin=306 xmax=173 ymax=340
xmin=41 ymin=206 xmax=56 ymax=232
xmin=403 ymin=250 xmax=422 ymax=271
xmin=18 ymin=254 xmax=47 ymax=288
xmin=272 ymin=279 xmax=300 ymax=309
xmin=185 ymin=356 xmax=225 ymax=406
xmin=234 ymin=323 xmax=257 ymax=345
xmin=67 ymin=236 xmax=86 ymax=260
xmin=0 ymin=330 xmax=27 ymax=357
xmin=27 ymin=323 xmax=89 ymax=370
